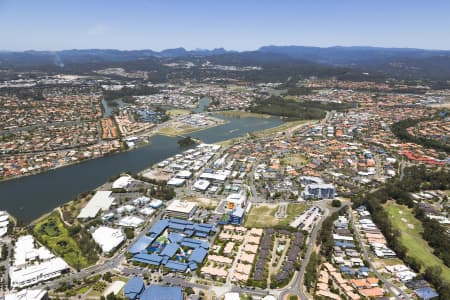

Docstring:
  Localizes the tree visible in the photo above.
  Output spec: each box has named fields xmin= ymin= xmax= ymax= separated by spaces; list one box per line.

xmin=177 ymin=136 xmax=196 ymax=147
xmin=103 ymin=271 xmax=113 ymax=282
xmin=124 ymin=227 xmax=134 ymax=239
xmin=331 ymin=199 xmax=341 ymax=207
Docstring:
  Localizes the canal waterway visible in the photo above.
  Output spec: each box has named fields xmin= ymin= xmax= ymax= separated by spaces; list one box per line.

xmin=0 ymin=114 xmax=283 ymax=223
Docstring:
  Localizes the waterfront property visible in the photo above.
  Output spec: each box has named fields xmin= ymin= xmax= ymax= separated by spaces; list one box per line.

xmin=0 ymin=115 xmax=284 ymax=224
xmin=77 ymin=191 xmax=114 ymax=219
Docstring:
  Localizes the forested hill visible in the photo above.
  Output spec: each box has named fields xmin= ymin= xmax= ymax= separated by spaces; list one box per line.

xmin=1 ymin=46 xmax=450 ymax=81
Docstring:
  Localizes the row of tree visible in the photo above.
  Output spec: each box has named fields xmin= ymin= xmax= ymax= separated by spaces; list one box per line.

xmin=352 ymin=166 xmax=450 ymax=299
xmin=103 ymin=85 xmax=159 ymax=101
xmin=250 ymin=96 xmax=355 ymax=121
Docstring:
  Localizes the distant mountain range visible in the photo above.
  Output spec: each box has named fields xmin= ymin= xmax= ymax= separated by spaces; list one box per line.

xmin=1 ymin=45 xmax=450 ymax=80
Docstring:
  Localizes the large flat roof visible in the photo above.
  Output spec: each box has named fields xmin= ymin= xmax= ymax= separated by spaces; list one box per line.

xmin=77 ymin=191 xmax=113 ymax=219
xmin=166 ymin=200 xmax=197 ymax=214
xmin=141 ymin=285 xmax=183 ymax=300
xmin=92 ymin=226 xmax=125 ymax=253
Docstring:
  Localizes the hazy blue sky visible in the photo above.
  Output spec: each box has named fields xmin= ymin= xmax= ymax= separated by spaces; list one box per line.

xmin=1 ymin=0 xmax=449 ymax=51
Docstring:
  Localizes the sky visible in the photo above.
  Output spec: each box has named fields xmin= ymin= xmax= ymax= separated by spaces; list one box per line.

xmin=1 ymin=0 xmax=450 ymax=51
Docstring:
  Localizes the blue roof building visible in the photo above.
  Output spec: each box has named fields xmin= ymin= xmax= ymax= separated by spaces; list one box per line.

xmin=133 ymin=253 xmax=163 ymax=266
xmin=160 ymin=243 xmax=180 ymax=258
xmin=129 ymin=236 xmax=155 ymax=254
xmin=165 ymin=260 xmax=188 ymax=272
xmin=194 ymin=231 xmax=208 ymax=238
xmin=182 ymin=238 xmax=209 ymax=250
xmin=149 ymin=219 xmax=169 ymax=235
xmin=189 ymin=247 xmax=208 ymax=264
xmin=358 ymin=267 xmax=370 ymax=275
xmin=193 ymin=223 xmax=213 ymax=233
xmin=168 ymin=232 xmax=184 ymax=244
xmin=415 ymin=287 xmax=439 ymax=300
xmin=189 ymin=262 xmax=198 ymax=271
xmin=169 ymin=222 xmax=186 ymax=231
xmin=170 ymin=218 xmax=193 ymax=225
xmin=129 ymin=218 xmax=212 ymax=272
xmin=340 ymin=266 xmax=356 ymax=275
xmin=141 ymin=285 xmax=183 ymax=300
xmin=124 ymin=277 xmax=145 ymax=300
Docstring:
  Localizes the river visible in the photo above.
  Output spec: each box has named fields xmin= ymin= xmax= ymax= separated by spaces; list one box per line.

xmin=0 ymin=114 xmax=283 ymax=223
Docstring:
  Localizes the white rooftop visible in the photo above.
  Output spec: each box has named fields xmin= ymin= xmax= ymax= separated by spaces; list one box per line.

xmin=167 ymin=177 xmax=186 ymax=186
xmin=193 ymin=179 xmax=210 ymax=191
xmin=78 ymin=191 xmax=114 ymax=219
xmin=10 ymin=257 xmax=69 ymax=288
xmin=92 ymin=226 xmax=125 ymax=253
xmin=224 ymin=293 xmax=240 ymax=300
xmin=112 ymin=175 xmax=133 ymax=189
xmin=5 ymin=289 xmax=47 ymax=300
xmin=166 ymin=200 xmax=197 ymax=214
xmin=116 ymin=216 xmax=144 ymax=228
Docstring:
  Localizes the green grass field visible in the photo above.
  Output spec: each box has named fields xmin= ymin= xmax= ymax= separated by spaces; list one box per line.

xmin=218 ymin=111 xmax=272 ymax=119
xmin=33 ymin=212 xmax=89 ymax=269
xmin=384 ymin=202 xmax=450 ymax=282
xmin=245 ymin=203 xmax=307 ymax=228
xmin=166 ymin=109 xmax=192 ymax=116
xmin=252 ymin=120 xmax=312 ymax=138
xmin=245 ymin=204 xmax=279 ymax=228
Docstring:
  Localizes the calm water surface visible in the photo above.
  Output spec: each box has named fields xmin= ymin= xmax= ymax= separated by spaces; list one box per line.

xmin=0 ymin=114 xmax=283 ymax=223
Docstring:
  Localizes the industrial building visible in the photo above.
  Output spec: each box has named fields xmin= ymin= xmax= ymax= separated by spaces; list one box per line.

xmin=77 ymin=191 xmax=114 ymax=219
xmin=192 ymin=179 xmax=210 ymax=191
xmin=112 ymin=175 xmax=134 ymax=190
xmin=92 ymin=226 xmax=125 ymax=253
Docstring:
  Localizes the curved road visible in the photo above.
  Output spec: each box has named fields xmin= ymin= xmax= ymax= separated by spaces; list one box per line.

xmin=278 ymin=202 xmax=332 ymax=300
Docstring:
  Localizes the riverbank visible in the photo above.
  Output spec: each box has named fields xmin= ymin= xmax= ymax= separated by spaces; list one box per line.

xmin=0 ymin=115 xmax=226 ymax=183
xmin=216 ymin=119 xmax=314 ymax=147
xmin=1 ymin=114 xmax=285 ymax=223
xmin=217 ymin=110 xmax=273 ymax=119
xmin=0 ymin=146 xmax=130 ymax=184
xmin=24 ymin=117 xmax=303 ymax=224
xmin=155 ymin=118 xmax=228 ymax=137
